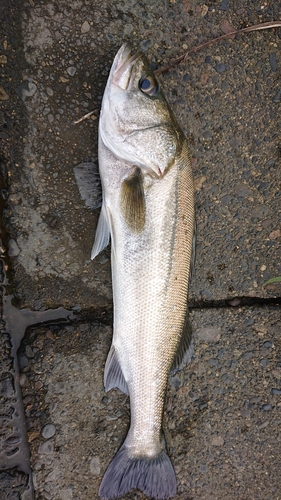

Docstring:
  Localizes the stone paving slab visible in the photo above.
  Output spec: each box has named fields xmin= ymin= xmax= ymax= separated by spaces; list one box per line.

xmin=1 ymin=0 xmax=280 ymax=309
xmin=19 ymin=306 xmax=281 ymax=500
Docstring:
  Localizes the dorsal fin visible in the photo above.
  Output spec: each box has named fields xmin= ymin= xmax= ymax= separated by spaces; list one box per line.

xmin=120 ymin=167 xmax=145 ymax=233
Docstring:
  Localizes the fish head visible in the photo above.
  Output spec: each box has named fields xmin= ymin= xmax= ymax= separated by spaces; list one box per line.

xmin=99 ymin=44 xmax=183 ymax=178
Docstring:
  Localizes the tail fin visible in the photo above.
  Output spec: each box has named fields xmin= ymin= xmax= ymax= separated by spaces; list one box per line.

xmin=99 ymin=444 xmax=176 ymax=499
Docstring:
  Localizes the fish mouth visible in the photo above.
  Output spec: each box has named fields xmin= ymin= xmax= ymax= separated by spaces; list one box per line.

xmin=112 ymin=43 xmax=141 ymax=90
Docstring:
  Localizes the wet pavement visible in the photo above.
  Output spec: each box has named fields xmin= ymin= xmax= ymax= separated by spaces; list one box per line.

xmin=0 ymin=0 xmax=280 ymax=499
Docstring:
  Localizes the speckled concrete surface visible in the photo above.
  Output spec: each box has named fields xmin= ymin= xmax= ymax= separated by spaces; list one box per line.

xmin=0 ymin=1 xmax=281 ymax=499
xmin=1 ymin=0 xmax=280 ymax=308
xmin=20 ymin=307 xmax=281 ymax=500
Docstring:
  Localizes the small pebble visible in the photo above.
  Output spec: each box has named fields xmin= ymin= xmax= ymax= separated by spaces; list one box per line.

xmin=199 ymin=463 xmax=208 ymax=472
xmin=67 ymin=66 xmax=77 ymax=76
xmin=46 ymin=329 xmax=56 ymax=340
xmin=15 ymin=81 xmax=37 ymax=101
xmin=272 ymin=89 xmax=281 ymax=103
xmin=262 ymin=404 xmax=272 ymax=411
xmin=240 ymin=409 xmax=250 ymax=418
xmin=219 ymin=0 xmax=228 ymax=10
xmin=81 ymin=20 xmax=90 ymax=33
xmin=207 ymin=358 xmax=220 ymax=367
xmin=214 ymin=63 xmax=226 ymax=73
xmin=170 ymin=376 xmax=182 ymax=389
xmin=234 ymin=184 xmax=253 ymax=197
xmin=0 ymin=111 xmax=5 ymax=126
xmin=263 ymin=341 xmax=272 ymax=348
xmin=196 ymin=327 xmax=221 ymax=342
xmin=228 ymin=298 xmax=241 ymax=307
xmin=244 ymin=318 xmax=254 ymax=326
xmin=41 ymin=424 xmax=56 ymax=439
xmin=18 ymin=353 xmax=29 ymax=370
xmin=211 ymin=436 xmax=224 ymax=446
xmin=243 ymin=352 xmax=253 ymax=360
xmin=250 ymin=396 xmax=262 ymax=404
xmin=38 ymin=440 xmax=54 ymax=454
xmin=19 ymin=373 xmax=29 ymax=387
xmin=46 ymin=87 xmax=53 ymax=96
xmin=0 ymin=87 xmax=9 ymax=100
xmin=8 ymin=239 xmax=20 ymax=257
xmin=271 ymin=388 xmax=281 ymax=396
xmin=258 ymin=420 xmax=269 ymax=429
xmin=269 ymin=53 xmax=277 ymax=72
xmin=90 ymin=456 xmax=101 ymax=475
xmin=199 ymin=403 xmax=208 ymax=411
xmin=269 ymin=229 xmax=281 ymax=240
xmin=140 ymin=39 xmax=152 ymax=50
xmin=194 ymin=175 xmax=206 ymax=191
xmin=99 ymin=254 xmax=109 ymax=264
xmin=25 ymin=345 xmax=35 ymax=358
xmin=202 ymin=130 xmax=213 ymax=140
xmin=124 ymin=23 xmax=134 ymax=35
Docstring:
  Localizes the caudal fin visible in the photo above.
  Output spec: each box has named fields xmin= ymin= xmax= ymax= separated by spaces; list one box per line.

xmin=99 ymin=445 xmax=176 ymax=499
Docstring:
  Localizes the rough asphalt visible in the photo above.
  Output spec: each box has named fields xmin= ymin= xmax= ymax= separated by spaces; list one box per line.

xmin=0 ymin=0 xmax=280 ymax=499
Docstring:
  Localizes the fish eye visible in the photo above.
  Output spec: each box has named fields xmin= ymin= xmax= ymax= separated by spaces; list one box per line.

xmin=139 ymin=75 xmax=159 ymax=97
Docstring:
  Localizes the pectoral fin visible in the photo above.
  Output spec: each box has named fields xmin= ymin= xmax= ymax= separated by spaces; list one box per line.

xmin=120 ymin=167 xmax=145 ymax=233
xmin=74 ymin=162 xmax=102 ymax=209
xmin=91 ymin=203 xmax=110 ymax=260
xmin=171 ymin=310 xmax=194 ymax=372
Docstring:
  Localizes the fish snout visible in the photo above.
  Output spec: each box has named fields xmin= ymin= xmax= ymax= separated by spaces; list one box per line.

xmin=112 ymin=43 xmax=140 ymax=90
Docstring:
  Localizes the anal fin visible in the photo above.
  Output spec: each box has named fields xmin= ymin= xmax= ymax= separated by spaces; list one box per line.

xmin=104 ymin=345 xmax=129 ymax=395
xmin=171 ymin=310 xmax=194 ymax=373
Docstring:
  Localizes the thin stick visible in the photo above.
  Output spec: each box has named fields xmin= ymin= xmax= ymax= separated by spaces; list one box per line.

xmin=154 ymin=20 xmax=281 ymax=76
xmin=74 ymin=109 xmax=98 ymax=124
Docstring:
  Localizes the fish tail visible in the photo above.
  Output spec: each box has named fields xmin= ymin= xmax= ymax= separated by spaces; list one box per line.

xmin=99 ymin=444 xmax=176 ymax=499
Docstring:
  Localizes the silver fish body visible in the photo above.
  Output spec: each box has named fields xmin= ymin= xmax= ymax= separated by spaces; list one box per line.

xmin=92 ymin=44 xmax=195 ymax=499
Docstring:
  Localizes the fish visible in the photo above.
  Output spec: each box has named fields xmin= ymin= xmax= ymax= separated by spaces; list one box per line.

xmin=75 ymin=43 xmax=195 ymax=499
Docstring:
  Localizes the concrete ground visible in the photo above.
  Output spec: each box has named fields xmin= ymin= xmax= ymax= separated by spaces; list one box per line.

xmin=21 ymin=307 xmax=281 ymax=500
xmin=0 ymin=0 xmax=280 ymax=499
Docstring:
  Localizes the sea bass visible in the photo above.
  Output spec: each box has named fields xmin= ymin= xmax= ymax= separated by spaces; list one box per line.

xmin=77 ymin=43 xmax=195 ymax=499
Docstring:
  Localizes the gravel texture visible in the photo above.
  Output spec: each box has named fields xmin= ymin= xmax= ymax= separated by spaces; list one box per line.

xmin=20 ymin=307 xmax=281 ymax=500
xmin=0 ymin=1 xmax=281 ymax=499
